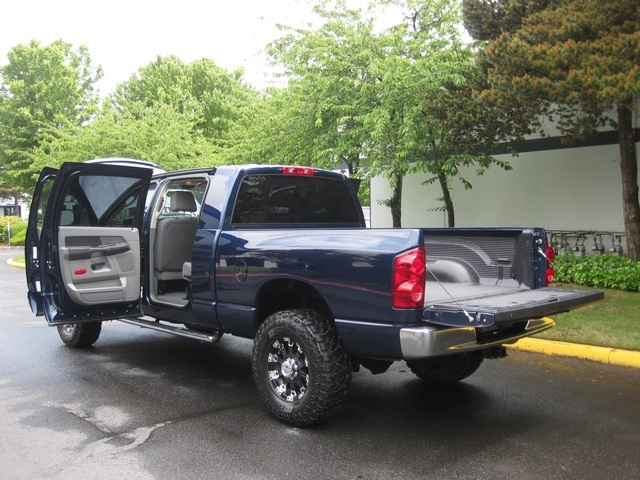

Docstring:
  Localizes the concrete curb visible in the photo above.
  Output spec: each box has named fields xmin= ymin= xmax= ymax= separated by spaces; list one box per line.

xmin=509 ymin=338 xmax=640 ymax=369
xmin=6 ymin=258 xmax=639 ymax=368
xmin=7 ymin=258 xmax=25 ymax=269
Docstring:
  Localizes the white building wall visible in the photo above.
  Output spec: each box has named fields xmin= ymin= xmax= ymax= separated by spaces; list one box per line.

xmin=370 ymin=139 xmax=639 ymax=243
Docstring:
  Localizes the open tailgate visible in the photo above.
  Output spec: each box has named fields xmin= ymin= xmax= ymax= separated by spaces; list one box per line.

xmin=423 ymin=287 xmax=604 ymax=328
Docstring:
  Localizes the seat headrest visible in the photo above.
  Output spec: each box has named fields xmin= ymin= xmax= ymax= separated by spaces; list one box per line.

xmin=170 ymin=191 xmax=197 ymax=212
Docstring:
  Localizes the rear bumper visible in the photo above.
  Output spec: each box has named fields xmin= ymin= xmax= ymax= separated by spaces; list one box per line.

xmin=399 ymin=317 xmax=555 ymax=359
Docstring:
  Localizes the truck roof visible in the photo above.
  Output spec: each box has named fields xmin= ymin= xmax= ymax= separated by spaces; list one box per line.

xmin=83 ymin=158 xmax=348 ymax=183
xmin=151 ymin=164 xmax=348 ymax=181
xmin=83 ymin=157 xmax=166 ymax=176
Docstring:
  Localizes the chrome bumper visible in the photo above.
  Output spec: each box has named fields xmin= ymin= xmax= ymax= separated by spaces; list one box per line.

xmin=399 ymin=317 xmax=555 ymax=359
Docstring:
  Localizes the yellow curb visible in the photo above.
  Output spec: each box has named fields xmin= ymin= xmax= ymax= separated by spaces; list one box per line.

xmin=7 ymin=259 xmax=25 ymax=269
xmin=509 ymin=338 xmax=640 ymax=368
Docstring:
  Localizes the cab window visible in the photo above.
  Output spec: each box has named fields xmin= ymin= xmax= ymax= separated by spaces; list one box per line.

xmin=232 ymin=174 xmax=361 ymax=226
xmin=57 ymin=174 xmax=146 ymax=227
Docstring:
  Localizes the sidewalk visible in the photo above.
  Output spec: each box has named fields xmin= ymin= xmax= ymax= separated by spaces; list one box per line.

xmin=5 ymin=255 xmax=640 ymax=368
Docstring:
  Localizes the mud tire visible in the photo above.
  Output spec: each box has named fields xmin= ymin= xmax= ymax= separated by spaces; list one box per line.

xmin=57 ymin=322 xmax=102 ymax=348
xmin=252 ymin=309 xmax=351 ymax=426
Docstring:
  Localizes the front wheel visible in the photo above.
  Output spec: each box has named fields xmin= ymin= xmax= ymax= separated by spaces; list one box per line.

xmin=406 ymin=352 xmax=483 ymax=384
xmin=252 ymin=309 xmax=351 ymax=426
xmin=57 ymin=322 xmax=102 ymax=348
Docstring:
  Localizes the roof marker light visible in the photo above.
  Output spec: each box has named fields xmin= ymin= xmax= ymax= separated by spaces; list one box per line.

xmin=283 ymin=166 xmax=315 ymax=176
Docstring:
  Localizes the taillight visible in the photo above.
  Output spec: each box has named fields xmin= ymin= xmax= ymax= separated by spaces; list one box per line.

xmin=545 ymin=244 xmax=555 ymax=285
xmin=393 ymin=246 xmax=426 ymax=309
xmin=283 ymin=166 xmax=315 ymax=176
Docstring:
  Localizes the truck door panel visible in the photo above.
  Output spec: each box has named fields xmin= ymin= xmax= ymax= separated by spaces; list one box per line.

xmin=57 ymin=228 xmax=141 ymax=306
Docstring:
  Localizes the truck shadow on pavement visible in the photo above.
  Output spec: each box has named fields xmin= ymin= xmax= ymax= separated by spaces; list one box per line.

xmin=48 ymin=325 xmax=543 ymax=445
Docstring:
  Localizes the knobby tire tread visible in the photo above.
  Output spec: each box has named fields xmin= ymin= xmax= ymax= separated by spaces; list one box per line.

xmin=252 ymin=309 xmax=352 ymax=426
xmin=57 ymin=322 xmax=102 ymax=348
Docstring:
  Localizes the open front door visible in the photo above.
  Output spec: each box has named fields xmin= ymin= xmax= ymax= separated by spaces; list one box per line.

xmin=25 ymin=162 xmax=152 ymax=325
xmin=26 ymin=167 xmax=57 ymax=316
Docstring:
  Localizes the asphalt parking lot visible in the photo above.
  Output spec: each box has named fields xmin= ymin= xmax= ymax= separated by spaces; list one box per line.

xmin=1 ymin=248 xmax=639 ymax=479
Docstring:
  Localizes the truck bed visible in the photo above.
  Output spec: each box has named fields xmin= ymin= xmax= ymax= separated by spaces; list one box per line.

xmin=422 ymin=228 xmax=604 ymax=327
xmin=425 ymin=282 xmax=527 ymax=306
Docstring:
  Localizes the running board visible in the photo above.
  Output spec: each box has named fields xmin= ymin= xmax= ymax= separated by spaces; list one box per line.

xmin=119 ymin=317 xmax=221 ymax=343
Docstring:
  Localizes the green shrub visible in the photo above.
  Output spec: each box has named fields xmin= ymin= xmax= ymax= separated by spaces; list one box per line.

xmin=9 ymin=228 xmax=26 ymax=246
xmin=10 ymin=221 xmax=27 ymax=237
xmin=553 ymin=254 xmax=640 ymax=291
xmin=0 ymin=216 xmax=26 ymax=244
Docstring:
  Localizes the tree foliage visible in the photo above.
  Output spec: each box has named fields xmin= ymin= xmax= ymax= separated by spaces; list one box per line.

xmin=0 ymin=40 xmax=102 ymax=192
xmin=481 ymin=0 xmax=640 ymax=260
xmin=30 ymin=103 xmax=219 ymax=173
xmin=111 ymin=56 xmax=259 ymax=151
xmin=257 ymin=0 xmax=511 ymax=226
xmin=461 ymin=0 xmax=559 ymax=41
xmin=388 ymin=0 xmax=513 ymax=226
xmin=31 ymin=56 xmax=260 ymax=173
xmin=260 ymin=3 xmax=381 ymax=174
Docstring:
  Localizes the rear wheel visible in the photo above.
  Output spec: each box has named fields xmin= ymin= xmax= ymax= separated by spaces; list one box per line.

xmin=252 ymin=309 xmax=351 ymax=426
xmin=406 ymin=352 xmax=483 ymax=384
xmin=57 ymin=322 xmax=102 ymax=348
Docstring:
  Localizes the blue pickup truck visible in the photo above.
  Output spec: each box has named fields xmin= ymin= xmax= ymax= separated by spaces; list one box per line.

xmin=25 ymin=161 xmax=602 ymax=425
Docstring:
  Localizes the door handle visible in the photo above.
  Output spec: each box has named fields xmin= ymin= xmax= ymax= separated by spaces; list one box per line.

xmin=67 ymin=242 xmax=131 ymax=261
xmin=89 ymin=242 xmax=130 ymax=256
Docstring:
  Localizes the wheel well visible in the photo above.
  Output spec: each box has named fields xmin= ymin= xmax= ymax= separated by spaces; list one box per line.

xmin=256 ymin=279 xmax=332 ymax=327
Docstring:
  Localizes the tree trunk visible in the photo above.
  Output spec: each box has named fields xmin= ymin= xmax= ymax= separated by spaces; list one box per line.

xmin=617 ymin=104 xmax=640 ymax=262
xmin=438 ymin=172 xmax=455 ymax=227
xmin=390 ymin=173 xmax=403 ymax=228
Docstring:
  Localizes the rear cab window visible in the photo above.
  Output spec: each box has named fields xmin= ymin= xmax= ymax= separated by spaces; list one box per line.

xmin=232 ymin=174 xmax=362 ymax=227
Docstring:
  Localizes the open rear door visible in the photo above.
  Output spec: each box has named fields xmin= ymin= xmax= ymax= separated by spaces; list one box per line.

xmin=25 ymin=162 xmax=152 ymax=325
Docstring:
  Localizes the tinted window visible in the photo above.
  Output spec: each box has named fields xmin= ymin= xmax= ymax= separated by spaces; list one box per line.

xmin=232 ymin=174 xmax=361 ymax=226
xmin=59 ymin=174 xmax=145 ymax=227
xmin=78 ymin=175 xmax=140 ymax=219
xmin=35 ymin=177 xmax=55 ymax=234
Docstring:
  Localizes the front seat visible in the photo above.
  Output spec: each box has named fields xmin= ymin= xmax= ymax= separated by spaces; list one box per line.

xmin=154 ymin=191 xmax=199 ymax=282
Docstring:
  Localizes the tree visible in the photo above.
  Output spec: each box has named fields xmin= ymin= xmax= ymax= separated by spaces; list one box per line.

xmin=420 ymin=66 xmax=512 ymax=226
xmin=30 ymin=55 xmax=261 ymax=173
xmin=461 ymin=0 xmax=559 ymax=41
xmin=30 ymin=103 xmax=219 ymax=172
xmin=0 ymin=40 xmax=102 ymax=192
xmin=384 ymin=0 xmax=513 ymax=227
xmin=111 ymin=56 xmax=259 ymax=151
xmin=263 ymin=0 xmax=510 ymax=227
xmin=262 ymin=3 xmax=381 ymax=175
xmin=481 ymin=0 xmax=640 ymax=260
xmin=264 ymin=1 xmax=428 ymax=224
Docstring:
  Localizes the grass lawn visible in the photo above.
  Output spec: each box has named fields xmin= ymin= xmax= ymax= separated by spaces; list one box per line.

xmin=12 ymin=255 xmax=25 ymax=264
xmin=537 ymin=286 xmax=640 ymax=351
